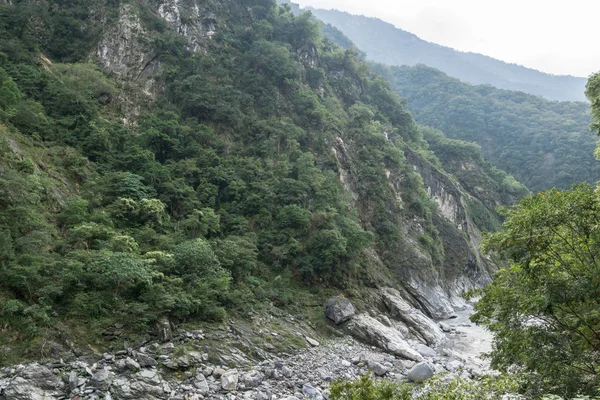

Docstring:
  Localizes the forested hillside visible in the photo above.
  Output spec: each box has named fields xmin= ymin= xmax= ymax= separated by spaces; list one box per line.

xmin=373 ymin=64 xmax=597 ymax=192
xmin=0 ymin=0 xmax=527 ymax=363
xmin=308 ymin=8 xmax=588 ymax=102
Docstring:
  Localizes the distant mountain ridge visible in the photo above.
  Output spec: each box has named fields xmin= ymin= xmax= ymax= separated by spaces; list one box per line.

xmin=306 ymin=8 xmax=588 ymax=102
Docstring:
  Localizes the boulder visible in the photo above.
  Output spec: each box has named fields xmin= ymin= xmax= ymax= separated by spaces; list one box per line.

xmin=324 ymin=296 xmax=355 ymax=324
xmin=194 ymin=372 xmax=210 ymax=395
xmin=381 ymin=288 xmax=446 ymax=346
xmin=302 ymin=384 xmax=324 ymax=400
xmin=348 ymin=314 xmax=422 ymax=361
xmin=221 ymin=369 xmax=239 ymax=391
xmin=407 ymin=362 xmax=434 ymax=383
xmin=305 ymin=336 xmax=320 ymax=347
xmin=415 ymin=344 xmax=437 ymax=358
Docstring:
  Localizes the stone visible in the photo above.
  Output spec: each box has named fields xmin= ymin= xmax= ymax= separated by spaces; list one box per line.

xmin=136 ymin=368 xmax=162 ymax=386
xmin=446 ymin=360 xmax=464 ymax=372
xmin=213 ymin=368 xmax=227 ymax=379
xmin=341 ymin=360 xmax=352 ymax=368
xmin=194 ymin=373 xmax=210 ymax=396
xmin=302 ymin=384 xmax=324 ymax=400
xmin=243 ymin=370 xmax=264 ymax=388
xmin=415 ymin=344 xmax=437 ymax=358
xmin=305 ymin=336 xmax=320 ymax=347
xmin=439 ymin=322 xmax=453 ymax=332
xmin=156 ymin=316 xmax=173 ymax=342
xmin=347 ymin=314 xmax=423 ymax=361
xmin=367 ymin=361 xmax=389 ymax=376
xmin=281 ymin=366 xmax=293 ymax=378
xmin=88 ymin=368 xmax=113 ymax=391
xmin=221 ymin=369 xmax=239 ymax=392
xmin=407 ymin=362 xmax=434 ymax=383
xmin=124 ymin=357 xmax=141 ymax=370
xmin=324 ymin=296 xmax=355 ymax=324
xmin=134 ymin=352 xmax=158 ymax=368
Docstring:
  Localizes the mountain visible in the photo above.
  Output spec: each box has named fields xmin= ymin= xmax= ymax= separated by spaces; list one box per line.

xmin=0 ymin=0 xmax=528 ymax=369
xmin=373 ymin=64 xmax=597 ymax=192
xmin=306 ymin=8 xmax=588 ymax=102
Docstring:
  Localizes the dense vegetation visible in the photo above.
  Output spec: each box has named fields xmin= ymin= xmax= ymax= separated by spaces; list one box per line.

xmin=0 ymin=0 xmax=524 ymax=363
xmin=467 ymin=72 xmax=600 ymax=398
xmin=308 ymin=7 xmax=587 ymax=102
xmin=373 ymin=64 xmax=597 ymax=192
xmin=330 ymin=373 xmax=520 ymax=400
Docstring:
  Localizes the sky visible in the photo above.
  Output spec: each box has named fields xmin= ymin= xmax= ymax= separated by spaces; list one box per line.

xmin=293 ymin=0 xmax=599 ymax=78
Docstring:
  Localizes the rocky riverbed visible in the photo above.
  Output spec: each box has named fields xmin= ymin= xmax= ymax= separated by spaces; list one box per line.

xmin=0 ymin=292 xmax=494 ymax=400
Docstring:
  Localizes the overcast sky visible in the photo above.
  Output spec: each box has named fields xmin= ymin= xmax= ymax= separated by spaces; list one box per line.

xmin=293 ymin=0 xmax=599 ymax=78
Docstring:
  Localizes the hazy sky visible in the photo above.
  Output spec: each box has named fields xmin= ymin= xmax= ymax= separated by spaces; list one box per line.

xmin=293 ymin=0 xmax=599 ymax=78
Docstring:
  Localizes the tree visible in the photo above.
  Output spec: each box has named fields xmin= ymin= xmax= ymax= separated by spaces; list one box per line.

xmin=471 ymin=184 xmax=600 ymax=397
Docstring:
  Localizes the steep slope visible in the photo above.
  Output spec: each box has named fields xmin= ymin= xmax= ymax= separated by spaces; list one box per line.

xmin=307 ymin=8 xmax=588 ymax=102
xmin=0 ymin=0 xmax=521 ymax=365
xmin=373 ymin=64 xmax=597 ymax=192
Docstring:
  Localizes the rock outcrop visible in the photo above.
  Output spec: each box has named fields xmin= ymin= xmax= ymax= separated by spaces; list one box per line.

xmin=381 ymin=288 xmax=446 ymax=346
xmin=347 ymin=314 xmax=423 ymax=361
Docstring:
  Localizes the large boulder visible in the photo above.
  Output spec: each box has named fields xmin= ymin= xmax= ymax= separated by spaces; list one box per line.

xmin=407 ymin=362 xmax=434 ymax=383
xmin=347 ymin=314 xmax=423 ymax=361
xmin=381 ymin=288 xmax=446 ymax=346
xmin=324 ymin=296 xmax=355 ymax=324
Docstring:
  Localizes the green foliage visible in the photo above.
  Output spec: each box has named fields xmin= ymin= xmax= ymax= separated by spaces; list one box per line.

xmin=375 ymin=64 xmax=596 ymax=192
xmin=472 ymin=184 xmax=600 ymax=397
xmin=330 ymin=373 xmax=520 ymax=400
xmin=0 ymin=0 xmax=508 ymax=364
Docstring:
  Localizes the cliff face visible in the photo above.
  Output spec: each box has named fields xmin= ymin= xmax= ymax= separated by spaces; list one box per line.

xmin=94 ymin=0 xmax=496 ymax=317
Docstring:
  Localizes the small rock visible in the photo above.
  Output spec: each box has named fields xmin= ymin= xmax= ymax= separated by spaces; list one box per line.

xmin=305 ymin=337 xmax=320 ymax=347
xmin=446 ymin=360 xmax=464 ymax=372
xmin=439 ymin=322 xmax=452 ymax=332
xmin=221 ymin=369 xmax=239 ymax=392
xmin=124 ymin=357 xmax=140 ymax=370
xmin=281 ymin=366 xmax=293 ymax=378
xmin=341 ymin=360 xmax=352 ymax=368
xmin=368 ymin=361 xmax=389 ymax=377
xmin=214 ymin=368 xmax=227 ymax=379
xmin=415 ymin=344 xmax=437 ymax=358
xmin=134 ymin=352 xmax=158 ymax=368
xmin=243 ymin=370 xmax=264 ymax=388
xmin=194 ymin=373 xmax=210 ymax=396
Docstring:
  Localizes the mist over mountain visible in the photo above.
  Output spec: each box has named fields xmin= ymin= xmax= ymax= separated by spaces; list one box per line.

xmin=307 ymin=8 xmax=588 ymax=102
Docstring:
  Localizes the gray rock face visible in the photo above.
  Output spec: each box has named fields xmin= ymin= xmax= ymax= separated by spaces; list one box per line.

xmin=324 ymin=296 xmax=356 ymax=324
xmin=221 ymin=369 xmax=239 ymax=391
xmin=348 ymin=314 xmax=423 ymax=361
xmin=381 ymin=288 xmax=446 ymax=346
xmin=156 ymin=316 xmax=173 ymax=342
xmin=407 ymin=362 xmax=434 ymax=382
